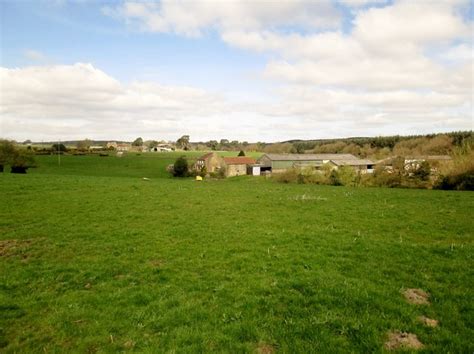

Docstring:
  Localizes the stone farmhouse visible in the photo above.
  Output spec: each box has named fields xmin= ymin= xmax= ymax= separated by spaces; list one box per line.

xmin=257 ymin=154 xmax=375 ymax=174
xmin=194 ymin=152 xmax=224 ymax=173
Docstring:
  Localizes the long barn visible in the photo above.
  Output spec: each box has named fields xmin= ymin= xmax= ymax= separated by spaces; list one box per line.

xmin=257 ymin=154 xmax=374 ymax=174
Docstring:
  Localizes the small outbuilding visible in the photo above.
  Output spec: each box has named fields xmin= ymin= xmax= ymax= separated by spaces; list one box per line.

xmin=223 ymin=157 xmax=256 ymax=177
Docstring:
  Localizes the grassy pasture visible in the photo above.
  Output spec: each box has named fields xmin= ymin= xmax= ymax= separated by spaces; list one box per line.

xmin=28 ymin=151 xmax=262 ymax=178
xmin=0 ymin=153 xmax=473 ymax=352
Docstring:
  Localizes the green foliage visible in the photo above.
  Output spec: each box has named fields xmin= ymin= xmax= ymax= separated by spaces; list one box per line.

xmin=371 ymin=168 xmax=402 ymax=188
xmin=77 ymin=139 xmax=92 ymax=151
xmin=172 ymin=156 xmax=189 ymax=177
xmin=328 ymin=170 xmax=342 ymax=186
xmin=147 ymin=140 xmax=159 ymax=148
xmin=0 ymin=140 xmax=36 ymax=172
xmin=132 ymin=137 xmax=143 ymax=146
xmin=434 ymin=145 xmax=474 ymax=191
xmin=435 ymin=171 xmax=474 ymax=191
xmin=51 ymin=143 xmax=67 ymax=152
xmin=0 ymin=139 xmax=16 ymax=166
xmin=216 ymin=167 xmax=226 ymax=179
xmin=176 ymin=135 xmax=190 ymax=150
xmin=238 ymin=150 xmax=245 ymax=156
xmin=337 ymin=166 xmax=358 ymax=186
xmin=413 ymin=161 xmax=431 ymax=181
xmin=207 ymin=140 xmax=218 ymax=150
xmin=293 ymin=142 xmax=306 ymax=154
xmin=273 ymin=168 xmax=299 ymax=183
xmin=11 ymin=149 xmax=36 ymax=169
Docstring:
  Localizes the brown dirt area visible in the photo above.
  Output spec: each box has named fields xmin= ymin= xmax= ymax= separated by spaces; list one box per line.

xmin=256 ymin=343 xmax=276 ymax=353
xmin=0 ymin=238 xmax=46 ymax=262
xmin=418 ymin=316 xmax=439 ymax=327
xmin=385 ymin=331 xmax=424 ymax=350
xmin=403 ymin=288 xmax=430 ymax=305
xmin=0 ymin=239 xmax=34 ymax=258
xmin=149 ymin=259 xmax=166 ymax=268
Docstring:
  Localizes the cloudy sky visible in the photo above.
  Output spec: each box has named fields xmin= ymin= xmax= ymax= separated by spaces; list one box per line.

xmin=1 ymin=0 xmax=473 ymax=142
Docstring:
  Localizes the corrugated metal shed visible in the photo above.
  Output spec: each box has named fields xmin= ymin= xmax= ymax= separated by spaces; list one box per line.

xmin=261 ymin=153 xmax=358 ymax=161
xmin=331 ymin=159 xmax=375 ymax=166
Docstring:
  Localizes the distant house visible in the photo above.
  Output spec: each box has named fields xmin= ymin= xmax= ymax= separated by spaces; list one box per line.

xmin=194 ymin=152 xmax=224 ymax=173
xmin=257 ymin=153 xmax=374 ymax=174
xmin=106 ymin=142 xmax=117 ymax=149
xmin=116 ymin=143 xmax=131 ymax=152
xmin=223 ymin=157 xmax=256 ymax=177
xmin=152 ymin=144 xmax=173 ymax=152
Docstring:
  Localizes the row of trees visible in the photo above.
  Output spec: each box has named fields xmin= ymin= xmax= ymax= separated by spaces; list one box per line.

xmin=171 ymin=131 xmax=473 ymax=158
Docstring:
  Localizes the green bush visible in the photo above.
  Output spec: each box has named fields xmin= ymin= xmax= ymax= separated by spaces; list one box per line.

xmin=413 ymin=161 xmax=431 ymax=181
xmin=172 ymin=156 xmax=189 ymax=177
xmin=273 ymin=169 xmax=299 ymax=184
xmin=0 ymin=140 xmax=36 ymax=173
xmin=370 ymin=168 xmax=402 ymax=188
xmin=329 ymin=170 xmax=342 ymax=186
xmin=51 ymin=143 xmax=67 ymax=152
xmin=435 ymin=171 xmax=474 ymax=191
xmin=337 ymin=166 xmax=358 ymax=186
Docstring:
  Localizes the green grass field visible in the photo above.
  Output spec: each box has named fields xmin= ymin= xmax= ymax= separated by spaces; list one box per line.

xmin=1 ymin=153 xmax=473 ymax=352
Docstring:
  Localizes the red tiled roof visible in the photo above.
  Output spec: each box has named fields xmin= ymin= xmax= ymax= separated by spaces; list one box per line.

xmin=223 ymin=157 xmax=256 ymax=165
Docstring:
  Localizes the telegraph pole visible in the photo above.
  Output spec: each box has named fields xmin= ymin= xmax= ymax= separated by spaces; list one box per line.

xmin=58 ymin=139 xmax=61 ymax=166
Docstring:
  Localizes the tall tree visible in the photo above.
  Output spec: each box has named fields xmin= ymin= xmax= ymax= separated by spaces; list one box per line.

xmin=132 ymin=137 xmax=144 ymax=146
xmin=176 ymin=135 xmax=190 ymax=150
xmin=77 ymin=139 xmax=92 ymax=151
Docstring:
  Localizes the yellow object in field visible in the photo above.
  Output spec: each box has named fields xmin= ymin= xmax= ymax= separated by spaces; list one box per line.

xmin=195 ymin=176 xmax=203 ymax=181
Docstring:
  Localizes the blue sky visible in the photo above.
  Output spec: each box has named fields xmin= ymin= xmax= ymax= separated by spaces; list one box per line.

xmin=1 ymin=0 xmax=472 ymax=142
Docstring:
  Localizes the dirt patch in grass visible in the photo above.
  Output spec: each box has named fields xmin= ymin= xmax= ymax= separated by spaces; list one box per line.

xmin=123 ymin=340 xmax=135 ymax=349
xmin=149 ymin=259 xmax=166 ymax=268
xmin=418 ymin=316 xmax=439 ymax=327
xmin=256 ymin=343 xmax=276 ymax=354
xmin=385 ymin=331 xmax=424 ymax=350
xmin=403 ymin=288 xmax=430 ymax=305
xmin=0 ymin=238 xmax=44 ymax=259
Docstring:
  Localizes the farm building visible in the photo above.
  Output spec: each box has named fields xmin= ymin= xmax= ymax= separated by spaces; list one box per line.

xmin=223 ymin=157 xmax=256 ymax=177
xmin=106 ymin=141 xmax=117 ymax=149
xmin=194 ymin=152 xmax=224 ymax=173
xmin=257 ymin=154 xmax=374 ymax=174
xmin=376 ymin=155 xmax=452 ymax=173
xmin=116 ymin=143 xmax=131 ymax=152
xmin=330 ymin=158 xmax=375 ymax=173
xmin=152 ymin=144 xmax=174 ymax=152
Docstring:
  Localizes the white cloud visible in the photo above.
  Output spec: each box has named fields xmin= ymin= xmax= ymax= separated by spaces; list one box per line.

xmin=352 ymin=1 xmax=470 ymax=49
xmin=103 ymin=0 xmax=341 ymax=36
xmin=2 ymin=0 xmax=472 ymax=142
xmin=0 ymin=63 xmax=235 ymax=141
xmin=2 ymin=62 xmax=470 ymax=142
